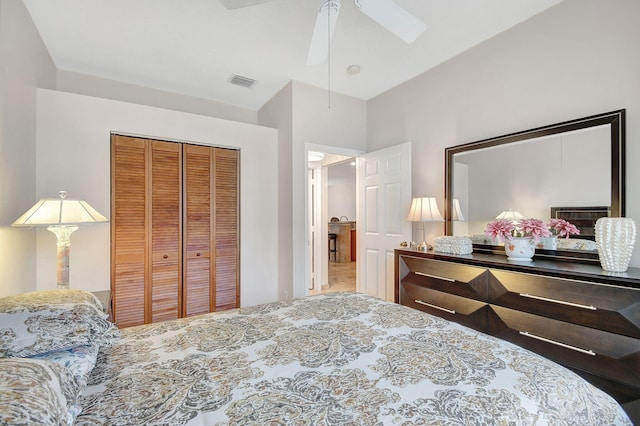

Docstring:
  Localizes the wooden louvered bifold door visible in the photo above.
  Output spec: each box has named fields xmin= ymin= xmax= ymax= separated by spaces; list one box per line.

xmin=214 ymin=148 xmax=239 ymax=310
xmin=112 ymin=135 xmax=239 ymax=327
xmin=111 ymin=136 xmax=147 ymax=328
xmin=183 ymin=144 xmax=213 ymax=316
xmin=149 ymin=141 xmax=182 ymax=323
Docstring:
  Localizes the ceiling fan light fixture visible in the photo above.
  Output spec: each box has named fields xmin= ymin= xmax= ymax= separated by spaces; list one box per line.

xmin=354 ymin=0 xmax=426 ymax=44
xmin=306 ymin=0 xmax=341 ymax=65
xmin=308 ymin=151 xmax=325 ymax=162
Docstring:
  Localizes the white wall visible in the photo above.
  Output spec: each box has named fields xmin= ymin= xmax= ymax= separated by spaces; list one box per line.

xmin=290 ymin=82 xmax=367 ymax=297
xmin=257 ymin=82 xmax=293 ymax=300
xmin=328 ymin=162 xmax=356 ymax=221
xmin=259 ymin=81 xmax=367 ymax=299
xmin=0 ymin=0 xmax=57 ymax=297
xmin=35 ymin=89 xmax=279 ymax=307
xmin=57 ymin=70 xmax=258 ymax=125
xmin=367 ymin=0 xmax=640 ymax=266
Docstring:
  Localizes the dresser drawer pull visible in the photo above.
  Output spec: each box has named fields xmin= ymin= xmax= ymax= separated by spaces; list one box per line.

xmin=519 ymin=331 xmax=596 ymax=356
xmin=415 ymin=271 xmax=456 ymax=282
xmin=415 ymin=299 xmax=456 ymax=314
xmin=519 ymin=293 xmax=597 ymax=310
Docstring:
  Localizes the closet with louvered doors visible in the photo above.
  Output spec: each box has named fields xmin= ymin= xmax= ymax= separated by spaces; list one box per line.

xmin=111 ymin=134 xmax=239 ymax=328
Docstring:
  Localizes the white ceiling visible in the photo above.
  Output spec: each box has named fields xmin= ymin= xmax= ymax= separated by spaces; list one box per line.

xmin=23 ymin=0 xmax=563 ymax=111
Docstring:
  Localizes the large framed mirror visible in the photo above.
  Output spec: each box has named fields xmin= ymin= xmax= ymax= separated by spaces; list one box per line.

xmin=445 ymin=109 xmax=625 ymax=262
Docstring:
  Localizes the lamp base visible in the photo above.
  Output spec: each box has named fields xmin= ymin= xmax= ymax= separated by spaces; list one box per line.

xmin=57 ymin=282 xmax=70 ymax=290
xmin=417 ymin=242 xmax=432 ymax=252
xmin=47 ymin=225 xmax=78 ymax=289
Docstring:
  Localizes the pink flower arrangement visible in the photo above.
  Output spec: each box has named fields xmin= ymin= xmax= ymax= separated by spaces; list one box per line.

xmin=548 ymin=218 xmax=580 ymax=238
xmin=485 ymin=218 xmax=552 ymax=243
xmin=484 ymin=219 xmax=515 ymax=243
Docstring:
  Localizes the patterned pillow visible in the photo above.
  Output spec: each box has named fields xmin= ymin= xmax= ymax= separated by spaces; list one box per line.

xmin=31 ymin=343 xmax=100 ymax=387
xmin=0 ymin=357 xmax=83 ymax=426
xmin=0 ymin=289 xmax=119 ymax=358
xmin=0 ymin=289 xmax=106 ymax=313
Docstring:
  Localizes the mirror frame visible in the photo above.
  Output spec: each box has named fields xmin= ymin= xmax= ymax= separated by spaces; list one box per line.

xmin=444 ymin=109 xmax=625 ymax=262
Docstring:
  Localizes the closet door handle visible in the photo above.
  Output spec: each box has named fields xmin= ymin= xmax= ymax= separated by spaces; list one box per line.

xmin=415 ymin=299 xmax=456 ymax=314
xmin=415 ymin=271 xmax=455 ymax=282
xmin=519 ymin=331 xmax=596 ymax=356
xmin=519 ymin=293 xmax=596 ymax=310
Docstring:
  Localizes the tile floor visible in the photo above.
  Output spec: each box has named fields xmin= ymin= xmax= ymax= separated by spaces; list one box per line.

xmin=310 ymin=261 xmax=356 ymax=295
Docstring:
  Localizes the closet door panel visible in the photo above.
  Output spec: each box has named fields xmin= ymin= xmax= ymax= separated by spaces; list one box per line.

xmin=150 ymin=141 xmax=182 ymax=322
xmin=111 ymin=136 xmax=147 ymax=328
xmin=113 ymin=138 xmax=239 ymax=326
xmin=214 ymin=149 xmax=239 ymax=310
xmin=183 ymin=144 xmax=213 ymax=316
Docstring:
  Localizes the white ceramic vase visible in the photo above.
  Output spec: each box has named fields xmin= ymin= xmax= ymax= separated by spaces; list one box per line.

xmin=537 ymin=236 xmax=558 ymax=250
xmin=505 ymin=237 xmax=536 ymax=261
xmin=595 ymin=217 xmax=636 ymax=272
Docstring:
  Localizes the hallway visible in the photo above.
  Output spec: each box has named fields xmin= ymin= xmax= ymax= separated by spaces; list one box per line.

xmin=310 ymin=261 xmax=356 ymax=295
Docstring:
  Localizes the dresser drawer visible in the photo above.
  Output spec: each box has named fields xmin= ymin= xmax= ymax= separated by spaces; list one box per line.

xmin=400 ymin=255 xmax=488 ymax=301
xmin=489 ymin=305 xmax=640 ymax=392
xmin=488 ymin=269 xmax=640 ymax=338
xmin=400 ymin=281 xmax=488 ymax=332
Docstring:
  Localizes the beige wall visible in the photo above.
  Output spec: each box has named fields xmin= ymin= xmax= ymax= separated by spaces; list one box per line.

xmin=57 ymin=70 xmax=258 ymax=125
xmin=258 ymin=81 xmax=366 ymax=299
xmin=0 ymin=0 xmax=56 ymax=296
xmin=258 ymin=82 xmax=366 ymax=298
xmin=366 ymin=0 xmax=640 ymax=265
xmin=35 ymin=89 xmax=279 ymax=306
xmin=290 ymin=82 xmax=366 ymax=297
xmin=328 ymin=162 xmax=357 ymax=221
xmin=257 ymin=82 xmax=293 ymax=301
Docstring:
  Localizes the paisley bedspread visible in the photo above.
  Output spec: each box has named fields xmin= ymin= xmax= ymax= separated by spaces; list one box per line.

xmin=75 ymin=292 xmax=631 ymax=425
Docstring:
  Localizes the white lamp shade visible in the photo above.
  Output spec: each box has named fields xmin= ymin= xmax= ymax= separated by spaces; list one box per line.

xmin=12 ymin=191 xmax=108 ymax=226
xmin=406 ymin=197 xmax=443 ymax=222
xmin=495 ymin=209 xmax=524 ymax=222
xmin=451 ymin=198 xmax=465 ymax=222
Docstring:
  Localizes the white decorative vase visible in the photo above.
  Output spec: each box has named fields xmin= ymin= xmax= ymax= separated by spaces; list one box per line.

xmin=595 ymin=217 xmax=636 ymax=272
xmin=505 ymin=237 xmax=536 ymax=261
xmin=537 ymin=236 xmax=558 ymax=250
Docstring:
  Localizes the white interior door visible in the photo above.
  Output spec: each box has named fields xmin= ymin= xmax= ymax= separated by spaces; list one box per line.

xmin=357 ymin=142 xmax=412 ymax=301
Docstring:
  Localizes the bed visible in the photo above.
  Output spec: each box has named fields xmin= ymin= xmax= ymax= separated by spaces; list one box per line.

xmin=0 ymin=289 xmax=632 ymax=425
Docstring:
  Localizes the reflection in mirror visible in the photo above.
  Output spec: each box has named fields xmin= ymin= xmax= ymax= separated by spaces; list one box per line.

xmin=445 ymin=110 xmax=625 ymax=261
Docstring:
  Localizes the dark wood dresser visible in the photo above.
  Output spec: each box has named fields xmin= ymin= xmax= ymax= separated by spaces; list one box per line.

xmin=395 ymin=248 xmax=640 ymax=423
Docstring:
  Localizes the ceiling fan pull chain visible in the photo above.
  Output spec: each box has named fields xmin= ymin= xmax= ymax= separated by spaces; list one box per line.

xmin=327 ymin=0 xmax=331 ymax=109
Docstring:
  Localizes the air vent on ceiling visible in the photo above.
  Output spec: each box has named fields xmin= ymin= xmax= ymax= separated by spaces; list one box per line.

xmin=228 ymin=74 xmax=257 ymax=89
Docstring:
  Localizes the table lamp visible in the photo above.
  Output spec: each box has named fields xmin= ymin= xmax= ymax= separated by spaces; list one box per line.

xmin=407 ymin=197 xmax=444 ymax=251
xmin=451 ymin=198 xmax=465 ymax=221
xmin=496 ymin=209 xmax=524 ymax=222
xmin=12 ymin=191 xmax=108 ymax=289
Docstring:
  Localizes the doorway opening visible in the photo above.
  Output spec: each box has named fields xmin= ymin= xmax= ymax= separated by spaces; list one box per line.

xmin=307 ymin=148 xmax=358 ymax=296
xmin=304 ymin=142 xmax=412 ymax=301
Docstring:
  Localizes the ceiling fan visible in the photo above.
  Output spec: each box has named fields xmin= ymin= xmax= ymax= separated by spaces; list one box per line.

xmin=219 ymin=0 xmax=426 ymax=65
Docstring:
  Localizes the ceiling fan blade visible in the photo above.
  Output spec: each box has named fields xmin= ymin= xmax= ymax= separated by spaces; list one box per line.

xmin=306 ymin=0 xmax=341 ymax=65
xmin=219 ymin=0 xmax=275 ymax=10
xmin=354 ymin=0 xmax=426 ymax=43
